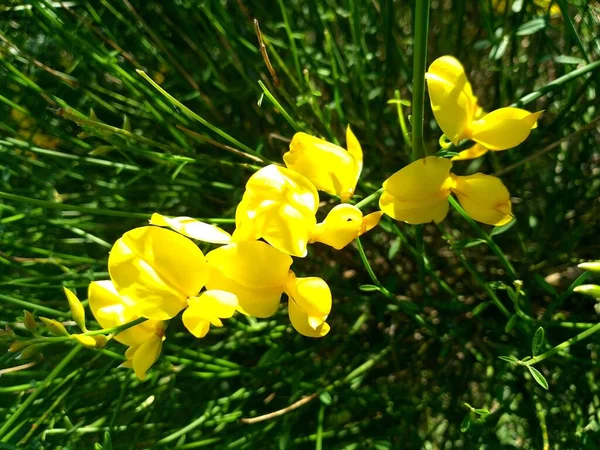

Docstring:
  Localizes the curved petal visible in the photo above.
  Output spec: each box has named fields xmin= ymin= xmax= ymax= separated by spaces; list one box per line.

xmin=362 ymin=211 xmax=383 ymax=233
xmin=310 ymin=204 xmax=364 ymax=250
xmin=285 ymin=273 xmax=332 ymax=327
xmin=451 ymin=143 xmax=489 ymax=161
xmin=205 ymin=267 xmax=283 ymax=318
xmin=150 ymin=213 xmax=231 ymax=244
xmin=132 ymin=334 xmax=163 ymax=381
xmin=88 ymin=280 xmax=157 ymax=347
xmin=451 ymin=174 xmax=513 ymax=226
xmin=206 ymin=241 xmax=292 ymax=289
xmin=288 ymin=297 xmax=330 ymax=338
xmin=183 ymin=290 xmax=238 ymax=338
xmin=426 ymin=56 xmax=479 ymax=144
xmin=380 ymin=157 xmax=453 ymax=224
xmin=467 ymin=108 xmax=543 ymax=151
xmin=108 ymin=227 xmax=208 ymax=320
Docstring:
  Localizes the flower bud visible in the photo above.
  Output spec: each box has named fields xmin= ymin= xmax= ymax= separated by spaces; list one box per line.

xmin=73 ymin=334 xmax=98 ymax=348
xmin=63 ymin=287 xmax=87 ymax=332
xmin=18 ymin=343 xmax=45 ymax=359
xmin=40 ymin=317 xmax=70 ymax=336
xmin=8 ymin=340 xmax=30 ymax=353
xmin=23 ymin=310 xmax=37 ymax=334
xmin=573 ymin=284 xmax=600 ymax=299
xmin=578 ymin=262 xmax=600 ymax=273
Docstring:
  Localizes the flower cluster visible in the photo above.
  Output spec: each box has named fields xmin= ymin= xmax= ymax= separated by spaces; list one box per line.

xmin=48 ymin=55 xmax=539 ymax=381
xmin=380 ymin=55 xmax=541 ymax=226
xmin=68 ymin=127 xmax=381 ymax=380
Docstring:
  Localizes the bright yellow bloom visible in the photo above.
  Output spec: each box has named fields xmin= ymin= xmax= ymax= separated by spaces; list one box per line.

xmin=426 ymin=56 xmax=542 ymax=152
xmin=285 ymin=273 xmax=331 ymax=338
xmin=88 ymin=280 xmax=165 ymax=380
xmin=206 ymin=240 xmax=293 ymax=318
xmin=310 ymin=204 xmax=383 ymax=250
xmin=284 ymin=126 xmax=363 ymax=202
xmin=380 ymin=156 xmax=513 ymax=226
xmin=108 ymin=226 xmax=209 ymax=320
xmin=182 ymin=290 xmax=238 ymax=338
xmin=379 ymin=156 xmax=454 ymax=224
xmin=150 ymin=213 xmax=231 ymax=244
xmin=451 ymin=173 xmax=512 ymax=226
xmin=232 ymin=164 xmax=319 ymax=257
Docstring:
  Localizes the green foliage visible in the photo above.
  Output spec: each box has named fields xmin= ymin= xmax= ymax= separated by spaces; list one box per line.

xmin=1 ymin=0 xmax=600 ymax=448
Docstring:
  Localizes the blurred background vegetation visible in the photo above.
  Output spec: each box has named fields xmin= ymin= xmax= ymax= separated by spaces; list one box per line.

xmin=1 ymin=0 xmax=600 ymax=448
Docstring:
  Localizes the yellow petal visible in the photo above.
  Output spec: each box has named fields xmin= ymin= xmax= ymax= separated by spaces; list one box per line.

xmin=285 ymin=273 xmax=332 ymax=327
xmin=108 ymin=227 xmax=208 ymax=320
xmin=205 ymin=241 xmax=290 ymax=318
xmin=362 ymin=211 xmax=383 ymax=233
xmin=426 ymin=56 xmax=479 ymax=144
xmin=63 ymin=287 xmax=86 ymax=331
xmin=451 ymin=143 xmax=490 ymax=161
xmin=284 ymin=131 xmax=361 ymax=201
xmin=310 ymin=204 xmax=363 ymax=250
xmin=206 ymin=267 xmax=284 ymax=318
xmin=233 ymin=165 xmax=318 ymax=257
xmin=467 ymin=108 xmax=543 ymax=151
xmin=288 ymin=297 xmax=330 ymax=338
xmin=380 ymin=157 xmax=453 ymax=224
xmin=88 ymin=280 xmax=157 ymax=347
xmin=451 ymin=174 xmax=513 ymax=226
xmin=183 ymin=290 xmax=238 ymax=338
xmin=132 ymin=334 xmax=163 ymax=381
xmin=150 ymin=213 xmax=231 ymax=244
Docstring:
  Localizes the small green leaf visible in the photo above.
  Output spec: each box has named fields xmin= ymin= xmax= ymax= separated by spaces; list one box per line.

xmin=490 ymin=36 xmax=509 ymax=60
xmin=474 ymin=409 xmax=491 ymax=417
xmin=527 ymin=366 xmax=549 ymax=390
xmin=573 ymin=284 xmax=600 ymax=298
xmin=460 ymin=413 xmax=472 ymax=432
xmin=319 ymin=392 xmax=332 ymax=405
xmin=499 ymin=355 xmax=519 ymax=364
xmin=517 ymin=18 xmax=546 ymax=36
xmin=578 ymin=262 xmax=600 ymax=273
xmin=359 ymin=284 xmax=380 ymax=292
xmin=532 ymin=327 xmax=545 ymax=356
xmin=505 ymin=315 xmax=518 ymax=333
xmin=472 ymin=301 xmax=491 ymax=317
xmin=490 ymin=219 xmax=516 ymax=237
xmin=122 ymin=115 xmax=132 ymax=132
xmin=388 ymin=238 xmax=401 ymax=260
xmin=554 ymin=55 xmax=584 ymax=65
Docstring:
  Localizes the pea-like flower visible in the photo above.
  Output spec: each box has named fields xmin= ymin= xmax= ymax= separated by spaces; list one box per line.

xmin=88 ymin=280 xmax=165 ymax=380
xmin=108 ymin=226 xmax=209 ymax=320
xmin=380 ymin=156 xmax=512 ymax=226
xmin=284 ymin=126 xmax=363 ymax=202
xmin=108 ymin=226 xmax=240 ymax=338
xmin=284 ymin=273 xmax=331 ymax=338
xmin=426 ymin=56 xmax=542 ymax=156
xmin=206 ymin=240 xmax=293 ymax=318
xmin=310 ymin=204 xmax=383 ymax=250
xmin=232 ymin=164 xmax=319 ymax=257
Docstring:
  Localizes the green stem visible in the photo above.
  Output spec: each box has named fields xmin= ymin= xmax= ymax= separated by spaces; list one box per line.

xmin=411 ymin=0 xmax=431 ymax=160
xmin=258 ymin=80 xmax=302 ymax=132
xmin=394 ymin=89 xmax=412 ymax=149
xmin=448 ymin=196 xmax=517 ymax=279
xmin=0 ymin=345 xmax=83 ymax=441
xmin=523 ymin=322 xmax=600 ymax=367
xmin=354 ymin=188 xmax=383 ymax=210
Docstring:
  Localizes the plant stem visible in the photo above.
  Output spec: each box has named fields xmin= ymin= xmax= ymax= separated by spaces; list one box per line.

xmin=354 ymin=188 xmax=383 ymax=210
xmin=524 ymin=322 xmax=600 ymax=366
xmin=411 ymin=0 xmax=431 ymax=161
xmin=0 ymin=345 xmax=83 ymax=441
xmin=448 ymin=196 xmax=517 ymax=279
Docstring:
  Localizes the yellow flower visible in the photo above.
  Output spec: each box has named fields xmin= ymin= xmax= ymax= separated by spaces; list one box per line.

xmin=284 ymin=273 xmax=332 ymax=338
xmin=451 ymin=173 xmax=513 ymax=226
xmin=88 ymin=280 xmax=165 ymax=380
xmin=232 ymin=164 xmax=319 ymax=257
xmin=206 ymin=240 xmax=293 ymax=318
xmin=108 ymin=226 xmax=209 ymax=320
xmin=426 ymin=56 xmax=542 ymax=153
xmin=182 ymin=290 xmax=238 ymax=338
xmin=284 ymin=126 xmax=363 ymax=202
xmin=380 ymin=156 xmax=513 ymax=226
xmin=149 ymin=213 xmax=231 ymax=244
xmin=310 ymin=204 xmax=383 ymax=250
xmin=380 ymin=157 xmax=455 ymax=224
